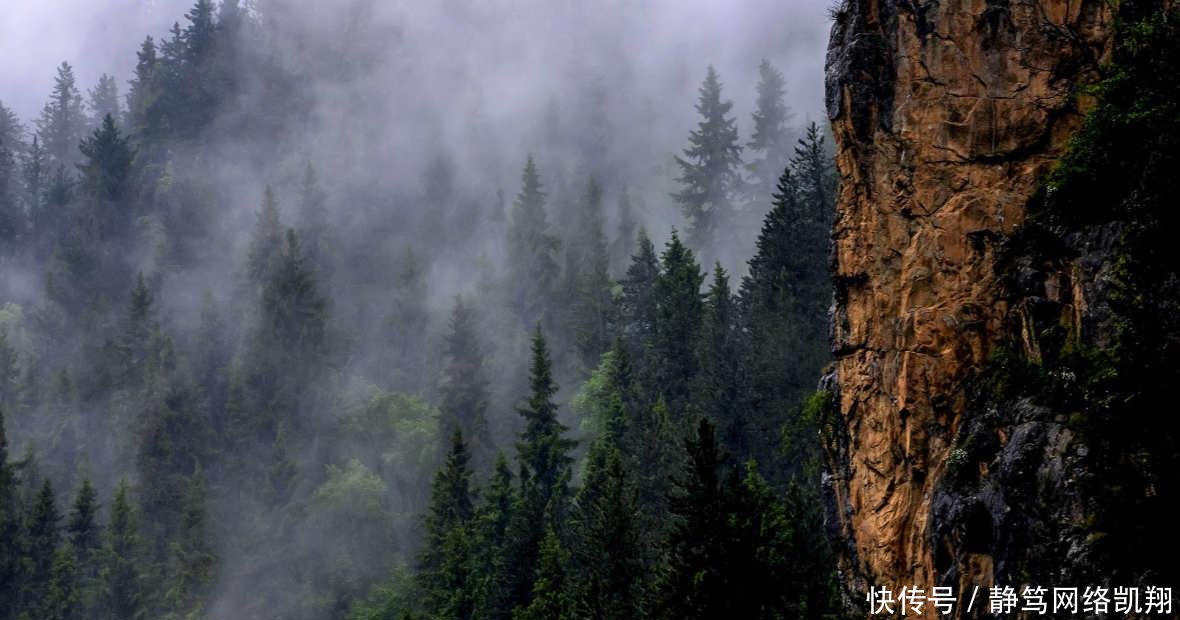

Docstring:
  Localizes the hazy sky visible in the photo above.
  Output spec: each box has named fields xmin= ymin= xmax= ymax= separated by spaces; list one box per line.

xmin=0 ymin=0 xmax=834 ymax=124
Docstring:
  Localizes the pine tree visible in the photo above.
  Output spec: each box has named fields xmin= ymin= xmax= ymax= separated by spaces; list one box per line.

xmin=439 ymin=297 xmax=491 ymax=458
xmin=513 ymin=527 xmax=574 ymax=620
xmin=0 ymin=104 xmax=22 ymax=250
xmin=568 ymin=442 xmax=646 ymax=620
xmin=470 ymin=455 xmax=518 ymax=620
xmin=246 ymin=186 xmax=284 ymax=287
xmin=745 ymin=60 xmax=794 ymax=206
xmin=43 ymin=545 xmax=80 ymax=620
xmin=506 ymin=156 xmax=560 ymax=326
xmin=0 ymin=408 xmax=20 ymax=620
xmin=66 ymin=478 xmax=99 ymax=568
xmin=0 ymin=330 xmax=17 ymax=410
xmin=610 ymin=185 xmax=637 ymax=275
xmin=386 ymin=249 xmax=430 ymax=392
xmin=619 ymin=229 xmax=659 ymax=355
xmin=161 ymin=471 xmax=216 ymax=619
xmin=739 ymin=165 xmax=832 ymax=484
xmin=419 ymin=429 xmax=476 ymax=620
xmin=22 ymin=137 xmax=47 ymax=252
xmin=673 ymin=66 xmax=743 ymax=256
xmin=78 ymin=114 xmax=134 ymax=207
xmin=693 ymin=265 xmax=745 ymax=459
xmin=508 ymin=328 xmax=574 ymax=611
xmin=791 ymin=122 xmax=836 ymax=217
xmin=651 ymin=230 xmax=704 ymax=418
xmin=296 ymin=162 xmax=333 ymax=277
xmin=566 ymin=178 xmax=616 ymax=372
xmin=658 ymin=419 xmax=728 ymax=619
xmin=87 ymin=75 xmax=122 ymax=129
xmin=100 ymin=480 xmax=143 ymax=620
xmin=125 ymin=37 xmax=159 ymax=137
xmin=37 ymin=62 xmax=87 ymax=166
xmin=23 ymin=479 xmax=61 ymax=608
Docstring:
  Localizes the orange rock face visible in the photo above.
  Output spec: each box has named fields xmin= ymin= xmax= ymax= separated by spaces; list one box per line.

xmin=823 ymin=0 xmax=1112 ymax=605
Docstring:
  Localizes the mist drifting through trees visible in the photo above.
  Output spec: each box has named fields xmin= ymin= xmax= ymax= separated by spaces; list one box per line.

xmin=0 ymin=1 xmax=842 ymax=619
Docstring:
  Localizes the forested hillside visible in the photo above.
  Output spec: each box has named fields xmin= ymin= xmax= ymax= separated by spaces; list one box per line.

xmin=0 ymin=2 xmax=844 ymax=619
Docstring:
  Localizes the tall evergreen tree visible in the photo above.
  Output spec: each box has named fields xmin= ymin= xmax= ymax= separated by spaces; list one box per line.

xmin=161 ymin=471 xmax=216 ymax=619
xmin=739 ymin=164 xmax=832 ymax=484
xmin=513 ymin=527 xmax=574 ymax=620
xmin=419 ymin=429 xmax=476 ymax=620
xmin=506 ymin=156 xmax=560 ymax=327
xmin=0 ymin=408 xmax=19 ymax=620
xmin=43 ymin=545 xmax=80 ymax=620
xmin=673 ymin=66 xmax=743 ymax=258
xmin=66 ymin=478 xmax=100 ymax=569
xmin=246 ymin=186 xmax=284 ymax=287
xmin=619 ymin=229 xmax=659 ymax=356
xmin=693 ymin=265 xmax=745 ymax=458
xmin=37 ymin=62 xmax=87 ymax=166
xmin=296 ymin=162 xmax=334 ymax=278
xmin=609 ymin=185 xmax=637 ymax=275
xmin=470 ymin=455 xmax=518 ymax=620
xmin=23 ymin=479 xmax=61 ymax=609
xmin=439 ymin=298 xmax=491 ymax=458
xmin=651 ymin=230 xmax=705 ymax=418
xmin=125 ymin=37 xmax=159 ymax=139
xmin=87 ymin=75 xmax=121 ymax=129
xmin=78 ymin=115 xmax=135 ymax=235
xmin=508 ymin=328 xmax=574 ymax=611
xmin=745 ymin=60 xmax=794 ymax=206
xmin=568 ymin=442 xmax=646 ymax=620
xmin=100 ymin=480 xmax=143 ymax=620
xmin=566 ymin=178 xmax=616 ymax=372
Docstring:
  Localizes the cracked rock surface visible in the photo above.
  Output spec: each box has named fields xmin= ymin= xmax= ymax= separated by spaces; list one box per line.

xmin=822 ymin=0 xmax=1112 ymax=607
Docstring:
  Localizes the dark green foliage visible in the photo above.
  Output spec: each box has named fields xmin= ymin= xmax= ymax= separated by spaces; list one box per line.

xmin=418 ymin=429 xmax=475 ymax=620
xmin=512 ymin=528 xmax=574 ymax=620
xmin=651 ymin=230 xmax=704 ymax=418
xmin=470 ymin=456 xmax=518 ymax=620
xmin=0 ymin=409 xmax=19 ymax=619
xmin=78 ymin=115 xmax=134 ymax=205
xmin=23 ymin=479 xmax=61 ymax=609
xmin=567 ymin=441 xmax=646 ymax=620
xmin=101 ymin=480 xmax=144 ymax=620
xmin=673 ymin=66 xmax=743 ymax=255
xmin=693 ymin=265 xmax=744 ymax=456
xmin=738 ymin=163 xmax=832 ymax=481
xmin=619 ymin=229 xmax=659 ymax=356
xmin=246 ymin=186 xmax=284 ymax=287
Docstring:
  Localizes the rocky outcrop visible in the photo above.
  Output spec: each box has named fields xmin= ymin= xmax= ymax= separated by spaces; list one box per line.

xmin=822 ymin=0 xmax=1114 ymax=607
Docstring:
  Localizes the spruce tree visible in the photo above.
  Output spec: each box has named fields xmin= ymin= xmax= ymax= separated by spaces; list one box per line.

xmin=43 ymin=546 xmax=80 ymax=620
xmin=296 ymin=162 xmax=334 ymax=278
xmin=0 ymin=408 xmax=19 ymax=620
xmin=506 ymin=156 xmax=560 ymax=327
xmin=619 ymin=229 xmax=659 ymax=355
xmin=78 ymin=115 xmax=134 ymax=207
xmin=87 ymin=75 xmax=121 ymax=129
xmin=419 ymin=429 xmax=476 ymax=620
xmin=745 ymin=60 xmax=794 ymax=206
xmin=37 ymin=62 xmax=87 ymax=166
xmin=673 ymin=66 xmax=743 ymax=257
xmin=568 ymin=442 xmax=645 ymax=620
xmin=740 ymin=165 xmax=832 ymax=484
xmin=651 ymin=230 xmax=704 ymax=418
xmin=610 ymin=185 xmax=637 ymax=275
xmin=439 ymin=297 xmax=491 ymax=458
xmin=100 ymin=480 xmax=143 ymax=620
xmin=125 ymin=37 xmax=159 ymax=140
xmin=162 ymin=471 xmax=216 ymax=619
xmin=658 ymin=419 xmax=728 ymax=619
xmin=513 ymin=528 xmax=574 ymax=620
xmin=246 ymin=186 xmax=284 ymax=287
xmin=23 ymin=479 xmax=61 ymax=608
xmin=508 ymin=328 xmax=574 ymax=611
xmin=66 ymin=478 xmax=100 ymax=572
xmin=0 ymin=106 xmax=21 ymax=250
xmin=470 ymin=455 xmax=518 ymax=620
xmin=566 ymin=178 xmax=616 ymax=372
xmin=693 ymin=265 xmax=745 ymax=459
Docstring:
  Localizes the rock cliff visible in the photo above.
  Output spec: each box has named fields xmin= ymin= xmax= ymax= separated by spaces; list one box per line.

xmin=821 ymin=0 xmax=1116 ymax=606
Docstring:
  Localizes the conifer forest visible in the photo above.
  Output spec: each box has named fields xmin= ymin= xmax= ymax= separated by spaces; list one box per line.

xmin=6 ymin=1 xmax=1179 ymax=619
xmin=1 ymin=2 xmax=845 ymax=618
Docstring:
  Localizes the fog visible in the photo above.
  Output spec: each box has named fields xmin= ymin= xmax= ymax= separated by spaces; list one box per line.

xmin=1 ymin=1 xmax=836 ymax=618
